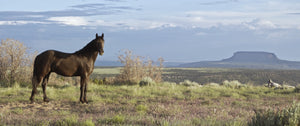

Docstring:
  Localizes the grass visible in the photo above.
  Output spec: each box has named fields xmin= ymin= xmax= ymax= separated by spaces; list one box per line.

xmin=90 ymin=67 xmax=300 ymax=86
xmin=1 ymin=67 xmax=300 ymax=125
xmin=162 ymin=67 xmax=300 ymax=86
xmin=92 ymin=67 xmax=122 ymax=75
xmin=0 ymin=81 xmax=299 ymax=125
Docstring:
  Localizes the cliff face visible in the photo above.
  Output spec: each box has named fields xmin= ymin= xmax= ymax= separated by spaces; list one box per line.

xmin=179 ymin=51 xmax=300 ymax=69
xmin=221 ymin=51 xmax=279 ymax=63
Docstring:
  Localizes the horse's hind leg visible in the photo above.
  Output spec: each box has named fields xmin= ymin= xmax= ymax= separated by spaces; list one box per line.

xmin=42 ymin=73 xmax=51 ymax=102
xmin=30 ymin=75 xmax=43 ymax=103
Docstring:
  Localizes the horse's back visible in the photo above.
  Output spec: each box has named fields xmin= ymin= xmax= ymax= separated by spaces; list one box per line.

xmin=34 ymin=50 xmax=84 ymax=77
xmin=34 ymin=50 xmax=69 ymax=75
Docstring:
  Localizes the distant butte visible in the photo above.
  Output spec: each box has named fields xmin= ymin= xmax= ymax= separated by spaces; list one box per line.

xmin=179 ymin=51 xmax=300 ymax=70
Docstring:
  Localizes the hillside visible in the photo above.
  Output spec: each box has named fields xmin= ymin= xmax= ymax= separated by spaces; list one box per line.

xmin=179 ymin=51 xmax=300 ymax=69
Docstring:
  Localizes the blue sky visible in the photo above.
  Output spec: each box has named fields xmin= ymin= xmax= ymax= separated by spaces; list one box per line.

xmin=1 ymin=0 xmax=300 ymax=62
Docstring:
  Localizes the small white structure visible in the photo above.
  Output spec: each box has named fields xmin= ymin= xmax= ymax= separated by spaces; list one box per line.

xmin=267 ymin=79 xmax=282 ymax=88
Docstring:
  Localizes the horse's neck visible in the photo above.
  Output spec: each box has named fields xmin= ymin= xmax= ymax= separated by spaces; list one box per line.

xmin=76 ymin=51 xmax=99 ymax=64
xmin=88 ymin=51 xmax=99 ymax=63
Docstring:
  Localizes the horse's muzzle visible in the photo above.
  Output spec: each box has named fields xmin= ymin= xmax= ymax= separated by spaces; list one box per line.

xmin=99 ymin=50 xmax=104 ymax=56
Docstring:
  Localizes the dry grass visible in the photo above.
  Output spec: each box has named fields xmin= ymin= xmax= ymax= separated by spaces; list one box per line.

xmin=0 ymin=82 xmax=299 ymax=125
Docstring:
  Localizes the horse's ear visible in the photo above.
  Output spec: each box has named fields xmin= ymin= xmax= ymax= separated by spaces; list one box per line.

xmin=101 ymin=33 xmax=104 ymax=38
xmin=96 ymin=33 xmax=99 ymax=38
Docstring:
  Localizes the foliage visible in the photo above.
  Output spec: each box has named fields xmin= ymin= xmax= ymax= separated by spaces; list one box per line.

xmin=163 ymin=68 xmax=300 ymax=86
xmin=0 ymin=81 xmax=300 ymax=125
xmin=179 ymin=80 xmax=201 ymax=87
xmin=222 ymin=80 xmax=246 ymax=89
xmin=55 ymin=114 xmax=79 ymax=126
xmin=139 ymin=77 xmax=156 ymax=86
xmin=249 ymin=102 xmax=300 ymax=126
xmin=115 ymin=50 xmax=164 ymax=85
xmin=295 ymin=84 xmax=300 ymax=93
xmin=0 ymin=39 xmax=36 ymax=86
xmin=98 ymin=114 xmax=126 ymax=125
xmin=92 ymin=78 xmax=104 ymax=85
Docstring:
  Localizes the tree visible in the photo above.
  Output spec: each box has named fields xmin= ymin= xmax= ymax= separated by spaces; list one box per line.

xmin=0 ymin=39 xmax=35 ymax=85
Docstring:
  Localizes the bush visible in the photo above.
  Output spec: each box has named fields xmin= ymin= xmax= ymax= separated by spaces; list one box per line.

xmin=204 ymin=83 xmax=220 ymax=87
xmin=115 ymin=50 xmax=164 ymax=85
xmin=92 ymin=78 xmax=104 ymax=85
xmin=0 ymin=39 xmax=36 ymax=86
xmin=55 ymin=115 xmax=78 ymax=126
xmin=98 ymin=115 xmax=126 ymax=125
xmin=295 ymin=84 xmax=300 ymax=93
xmin=249 ymin=102 xmax=300 ymax=126
xmin=222 ymin=80 xmax=246 ymax=89
xmin=139 ymin=77 xmax=156 ymax=87
xmin=179 ymin=80 xmax=201 ymax=87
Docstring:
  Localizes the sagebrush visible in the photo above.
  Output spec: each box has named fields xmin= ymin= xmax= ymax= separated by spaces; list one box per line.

xmin=114 ymin=50 xmax=164 ymax=85
xmin=0 ymin=39 xmax=36 ymax=86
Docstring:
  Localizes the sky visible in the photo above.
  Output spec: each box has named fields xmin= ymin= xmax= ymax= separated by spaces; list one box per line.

xmin=1 ymin=0 xmax=300 ymax=62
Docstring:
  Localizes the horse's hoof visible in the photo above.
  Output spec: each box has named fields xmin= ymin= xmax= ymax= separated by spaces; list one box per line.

xmin=84 ymin=99 xmax=88 ymax=104
xmin=80 ymin=100 xmax=85 ymax=104
xmin=30 ymin=98 xmax=34 ymax=104
xmin=44 ymin=98 xmax=50 ymax=102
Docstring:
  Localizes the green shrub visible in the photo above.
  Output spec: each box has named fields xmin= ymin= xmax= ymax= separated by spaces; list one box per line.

xmin=249 ymin=102 xmax=300 ymax=126
xmin=81 ymin=118 xmax=95 ymax=126
xmin=98 ymin=114 xmax=126 ymax=125
xmin=222 ymin=80 xmax=246 ymax=89
xmin=295 ymin=84 xmax=300 ymax=93
xmin=55 ymin=114 xmax=78 ymax=126
xmin=92 ymin=78 xmax=104 ymax=85
xmin=179 ymin=80 xmax=201 ymax=87
xmin=139 ymin=77 xmax=156 ymax=87
xmin=93 ymin=78 xmax=99 ymax=84
xmin=204 ymin=83 xmax=220 ymax=87
xmin=136 ymin=104 xmax=148 ymax=114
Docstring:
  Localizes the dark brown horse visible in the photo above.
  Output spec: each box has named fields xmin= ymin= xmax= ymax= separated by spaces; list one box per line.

xmin=30 ymin=33 xmax=105 ymax=104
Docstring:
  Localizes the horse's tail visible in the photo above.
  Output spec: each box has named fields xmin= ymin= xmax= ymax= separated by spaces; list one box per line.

xmin=30 ymin=68 xmax=39 ymax=102
xmin=32 ymin=56 xmax=38 ymax=86
xmin=32 ymin=73 xmax=38 ymax=87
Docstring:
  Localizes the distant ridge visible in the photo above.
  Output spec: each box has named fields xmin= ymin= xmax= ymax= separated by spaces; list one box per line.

xmin=179 ymin=51 xmax=300 ymax=69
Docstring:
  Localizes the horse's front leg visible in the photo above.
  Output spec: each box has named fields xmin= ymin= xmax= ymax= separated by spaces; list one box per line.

xmin=80 ymin=76 xmax=85 ymax=103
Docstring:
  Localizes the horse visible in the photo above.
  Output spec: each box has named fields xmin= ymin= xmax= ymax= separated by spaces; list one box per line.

xmin=30 ymin=33 xmax=105 ymax=104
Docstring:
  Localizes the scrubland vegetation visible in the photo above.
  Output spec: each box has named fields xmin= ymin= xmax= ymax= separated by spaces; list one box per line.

xmin=1 ymin=80 xmax=300 ymax=125
xmin=2 ymin=39 xmax=300 ymax=125
xmin=163 ymin=68 xmax=300 ymax=86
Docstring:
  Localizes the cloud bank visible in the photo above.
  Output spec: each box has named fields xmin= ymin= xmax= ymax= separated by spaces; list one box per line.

xmin=1 ymin=0 xmax=300 ymax=62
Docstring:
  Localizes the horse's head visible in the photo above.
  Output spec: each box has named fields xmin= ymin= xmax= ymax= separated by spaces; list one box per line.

xmin=95 ymin=33 xmax=105 ymax=56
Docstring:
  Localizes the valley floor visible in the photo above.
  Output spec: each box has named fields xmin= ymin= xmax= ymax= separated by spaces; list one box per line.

xmin=0 ymin=83 xmax=299 ymax=125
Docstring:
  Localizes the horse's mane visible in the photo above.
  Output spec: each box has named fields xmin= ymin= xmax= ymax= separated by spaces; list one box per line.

xmin=75 ymin=39 xmax=97 ymax=55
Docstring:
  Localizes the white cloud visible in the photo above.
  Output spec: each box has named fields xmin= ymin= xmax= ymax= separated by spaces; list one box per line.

xmin=0 ymin=20 xmax=46 ymax=25
xmin=242 ymin=19 xmax=277 ymax=30
xmin=182 ymin=10 xmax=291 ymax=29
xmin=195 ymin=32 xmax=207 ymax=36
xmin=47 ymin=16 xmax=89 ymax=26
xmin=92 ymin=19 xmax=178 ymax=30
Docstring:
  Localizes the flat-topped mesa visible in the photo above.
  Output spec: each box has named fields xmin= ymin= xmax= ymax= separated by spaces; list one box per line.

xmin=222 ymin=51 xmax=280 ymax=63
